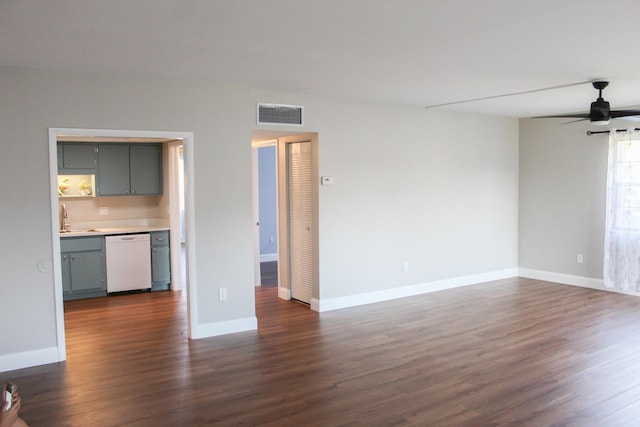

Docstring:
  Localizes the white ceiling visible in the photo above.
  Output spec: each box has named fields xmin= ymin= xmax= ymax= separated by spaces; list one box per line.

xmin=2 ymin=0 xmax=640 ymax=118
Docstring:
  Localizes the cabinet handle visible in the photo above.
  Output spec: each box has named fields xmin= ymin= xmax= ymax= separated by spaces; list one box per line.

xmin=71 ymin=256 xmax=76 ymax=261
xmin=152 ymin=248 xmax=157 ymax=253
xmin=155 ymin=237 xmax=164 ymax=241
xmin=63 ymin=255 xmax=67 ymax=261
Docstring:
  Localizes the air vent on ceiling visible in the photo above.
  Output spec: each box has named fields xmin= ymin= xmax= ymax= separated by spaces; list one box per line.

xmin=257 ymin=103 xmax=304 ymax=126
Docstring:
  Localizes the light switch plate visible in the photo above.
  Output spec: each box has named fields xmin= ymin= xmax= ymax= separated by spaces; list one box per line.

xmin=321 ymin=176 xmax=334 ymax=185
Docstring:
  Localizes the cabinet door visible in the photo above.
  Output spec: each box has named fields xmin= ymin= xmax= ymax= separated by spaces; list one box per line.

xmin=151 ymin=246 xmax=171 ymax=283
xmin=61 ymin=254 xmax=72 ymax=293
xmin=151 ymin=231 xmax=169 ymax=246
xmin=69 ymin=250 xmax=105 ymax=292
xmin=97 ymin=144 xmax=130 ymax=196
xmin=58 ymin=143 xmax=97 ymax=174
xmin=130 ymin=144 xmax=163 ymax=195
xmin=63 ymin=143 xmax=96 ymax=169
xmin=57 ymin=144 xmax=64 ymax=170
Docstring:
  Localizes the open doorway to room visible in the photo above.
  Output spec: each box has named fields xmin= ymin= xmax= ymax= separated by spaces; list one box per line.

xmin=252 ymin=140 xmax=279 ymax=287
xmin=251 ymin=131 xmax=319 ymax=309
xmin=48 ymin=128 xmax=195 ymax=362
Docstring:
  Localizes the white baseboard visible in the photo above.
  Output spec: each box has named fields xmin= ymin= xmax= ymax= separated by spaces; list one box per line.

xmin=260 ymin=253 xmax=278 ymax=263
xmin=190 ymin=316 xmax=258 ymax=339
xmin=518 ymin=268 xmax=640 ymax=296
xmin=278 ymin=286 xmax=291 ymax=300
xmin=312 ymin=268 xmax=519 ymax=312
xmin=0 ymin=346 xmax=61 ymax=373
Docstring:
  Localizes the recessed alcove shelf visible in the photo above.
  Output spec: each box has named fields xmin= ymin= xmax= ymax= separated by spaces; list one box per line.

xmin=58 ymin=174 xmax=96 ymax=198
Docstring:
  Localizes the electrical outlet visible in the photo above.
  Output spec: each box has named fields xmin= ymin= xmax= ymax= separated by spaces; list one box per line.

xmin=577 ymin=254 xmax=584 ymax=264
xmin=269 ymin=236 xmax=274 ymax=244
xmin=403 ymin=261 xmax=409 ymax=272
xmin=99 ymin=207 xmax=109 ymax=216
xmin=219 ymin=288 xmax=228 ymax=301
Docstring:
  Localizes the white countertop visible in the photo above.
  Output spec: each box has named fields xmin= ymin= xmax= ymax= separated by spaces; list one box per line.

xmin=59 ymin=219 xmax=170 ymax=238
xmin=60 ymin=226 xmax=169 ymax=238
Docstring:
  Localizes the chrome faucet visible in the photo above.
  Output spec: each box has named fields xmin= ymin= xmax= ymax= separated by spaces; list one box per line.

xmin=62 ymin=203 xmax=71 ymax=231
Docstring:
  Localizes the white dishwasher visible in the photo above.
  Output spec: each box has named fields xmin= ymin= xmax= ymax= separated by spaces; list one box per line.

xmin=105 ymin=234 xmax=152 ymax=293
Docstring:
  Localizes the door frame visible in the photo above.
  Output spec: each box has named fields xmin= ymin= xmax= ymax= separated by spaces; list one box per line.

xmin=167 ymin=141 xmax=184 ymax=291
xmin=277 ymin=133 xmax=320 ymax=308
xmin=48 ymin=127 xmax=197 ymax=362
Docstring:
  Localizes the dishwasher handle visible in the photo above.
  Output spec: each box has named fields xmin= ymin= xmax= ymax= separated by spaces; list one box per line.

xmin=106 ymin=234 xmax=150 ymax=242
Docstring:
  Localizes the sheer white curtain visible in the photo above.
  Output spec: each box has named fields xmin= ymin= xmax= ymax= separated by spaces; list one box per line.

xmin=604 ymin=128 xmax=640 ymax=291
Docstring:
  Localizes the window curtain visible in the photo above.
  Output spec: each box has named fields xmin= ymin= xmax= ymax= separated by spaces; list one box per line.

xmin=604 ymin=128 xmax=640 ymax=291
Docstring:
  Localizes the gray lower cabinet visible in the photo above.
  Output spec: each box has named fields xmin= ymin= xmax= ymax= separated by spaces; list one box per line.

xmin=61 ymin=236 xmax=107 ymax=301
xmin=97 ymin=143 xmax=163 ymax=196
xmin=150 ymin=231 xmax=171 ymax=291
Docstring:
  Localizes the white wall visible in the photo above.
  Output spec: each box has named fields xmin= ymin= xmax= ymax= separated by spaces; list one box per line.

xmin=253 ymin=90 xmax=520 ymax=304
xmin=0 ymin=66 xmax=256 ymax=370
xmin=519 ymin=118 xmax=608 ymax=283
xmin=0 ymin=65 xmax=520 ymax=371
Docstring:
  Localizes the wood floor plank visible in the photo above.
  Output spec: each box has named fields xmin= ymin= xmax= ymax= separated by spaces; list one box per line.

xmin=5 ymin=278 xmax=640 ymax=425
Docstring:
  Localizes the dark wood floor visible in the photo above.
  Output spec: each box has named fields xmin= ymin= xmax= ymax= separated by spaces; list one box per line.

xmin=6 ymin=277 xmax=640 ymax=426
xmin=260 ymin=261 xmax=278 ymax=286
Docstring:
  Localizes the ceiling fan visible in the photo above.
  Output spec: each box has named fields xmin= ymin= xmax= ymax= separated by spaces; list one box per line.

xmin=537 ymin=81 xmax=640 ymax=125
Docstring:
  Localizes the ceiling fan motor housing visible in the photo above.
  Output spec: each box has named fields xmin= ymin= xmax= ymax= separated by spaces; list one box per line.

xmin=590 ymin=98 xmax=610 ymax=122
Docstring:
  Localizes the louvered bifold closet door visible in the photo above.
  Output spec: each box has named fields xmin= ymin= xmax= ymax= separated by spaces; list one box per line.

xmin=287 ymin=141 xmax=313 ymax=304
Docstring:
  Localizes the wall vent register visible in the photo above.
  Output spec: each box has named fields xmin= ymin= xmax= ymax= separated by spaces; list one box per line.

xmin=257 ymin=103 xmax=304 ymax=126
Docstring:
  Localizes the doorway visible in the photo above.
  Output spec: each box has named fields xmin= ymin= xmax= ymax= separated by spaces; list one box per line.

xmin=253 ymin=141 xmax=279 ymax=287
xmin=48 ymin=128 xmax=196 ymax=362
xmin=251 ymin=132 xmax=319 ymax=309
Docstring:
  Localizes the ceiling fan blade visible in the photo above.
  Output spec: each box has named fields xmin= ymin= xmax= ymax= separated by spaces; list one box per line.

xmin=615 ymin=116 xmax=640 ymax=123
xmin=562 ymin=118 xmax=590 ymax=124
xmin=610 ymin=110 xmax=640 ymax=118
xmin=532 ymin=113 xmax=590 ymax=119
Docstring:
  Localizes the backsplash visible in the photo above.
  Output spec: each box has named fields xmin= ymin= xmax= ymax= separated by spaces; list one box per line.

xmin=59 ymin=195 xmax=166 ymax=223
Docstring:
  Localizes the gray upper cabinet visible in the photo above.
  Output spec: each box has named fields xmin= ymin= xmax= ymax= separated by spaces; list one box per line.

xmin=58 ymin=143 xmax=97 ymax=174
xmin=130 ymin=144 xmax=163 ymax=195
xmin=97 ymin=143 xmax=163 ymax=196
xmin=97 ymin=144 xmax=129 ymax=195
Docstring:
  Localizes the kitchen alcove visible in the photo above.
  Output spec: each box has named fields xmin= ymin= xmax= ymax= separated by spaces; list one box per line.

xmin=49 ymin=127 xmax=196 ymax=367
